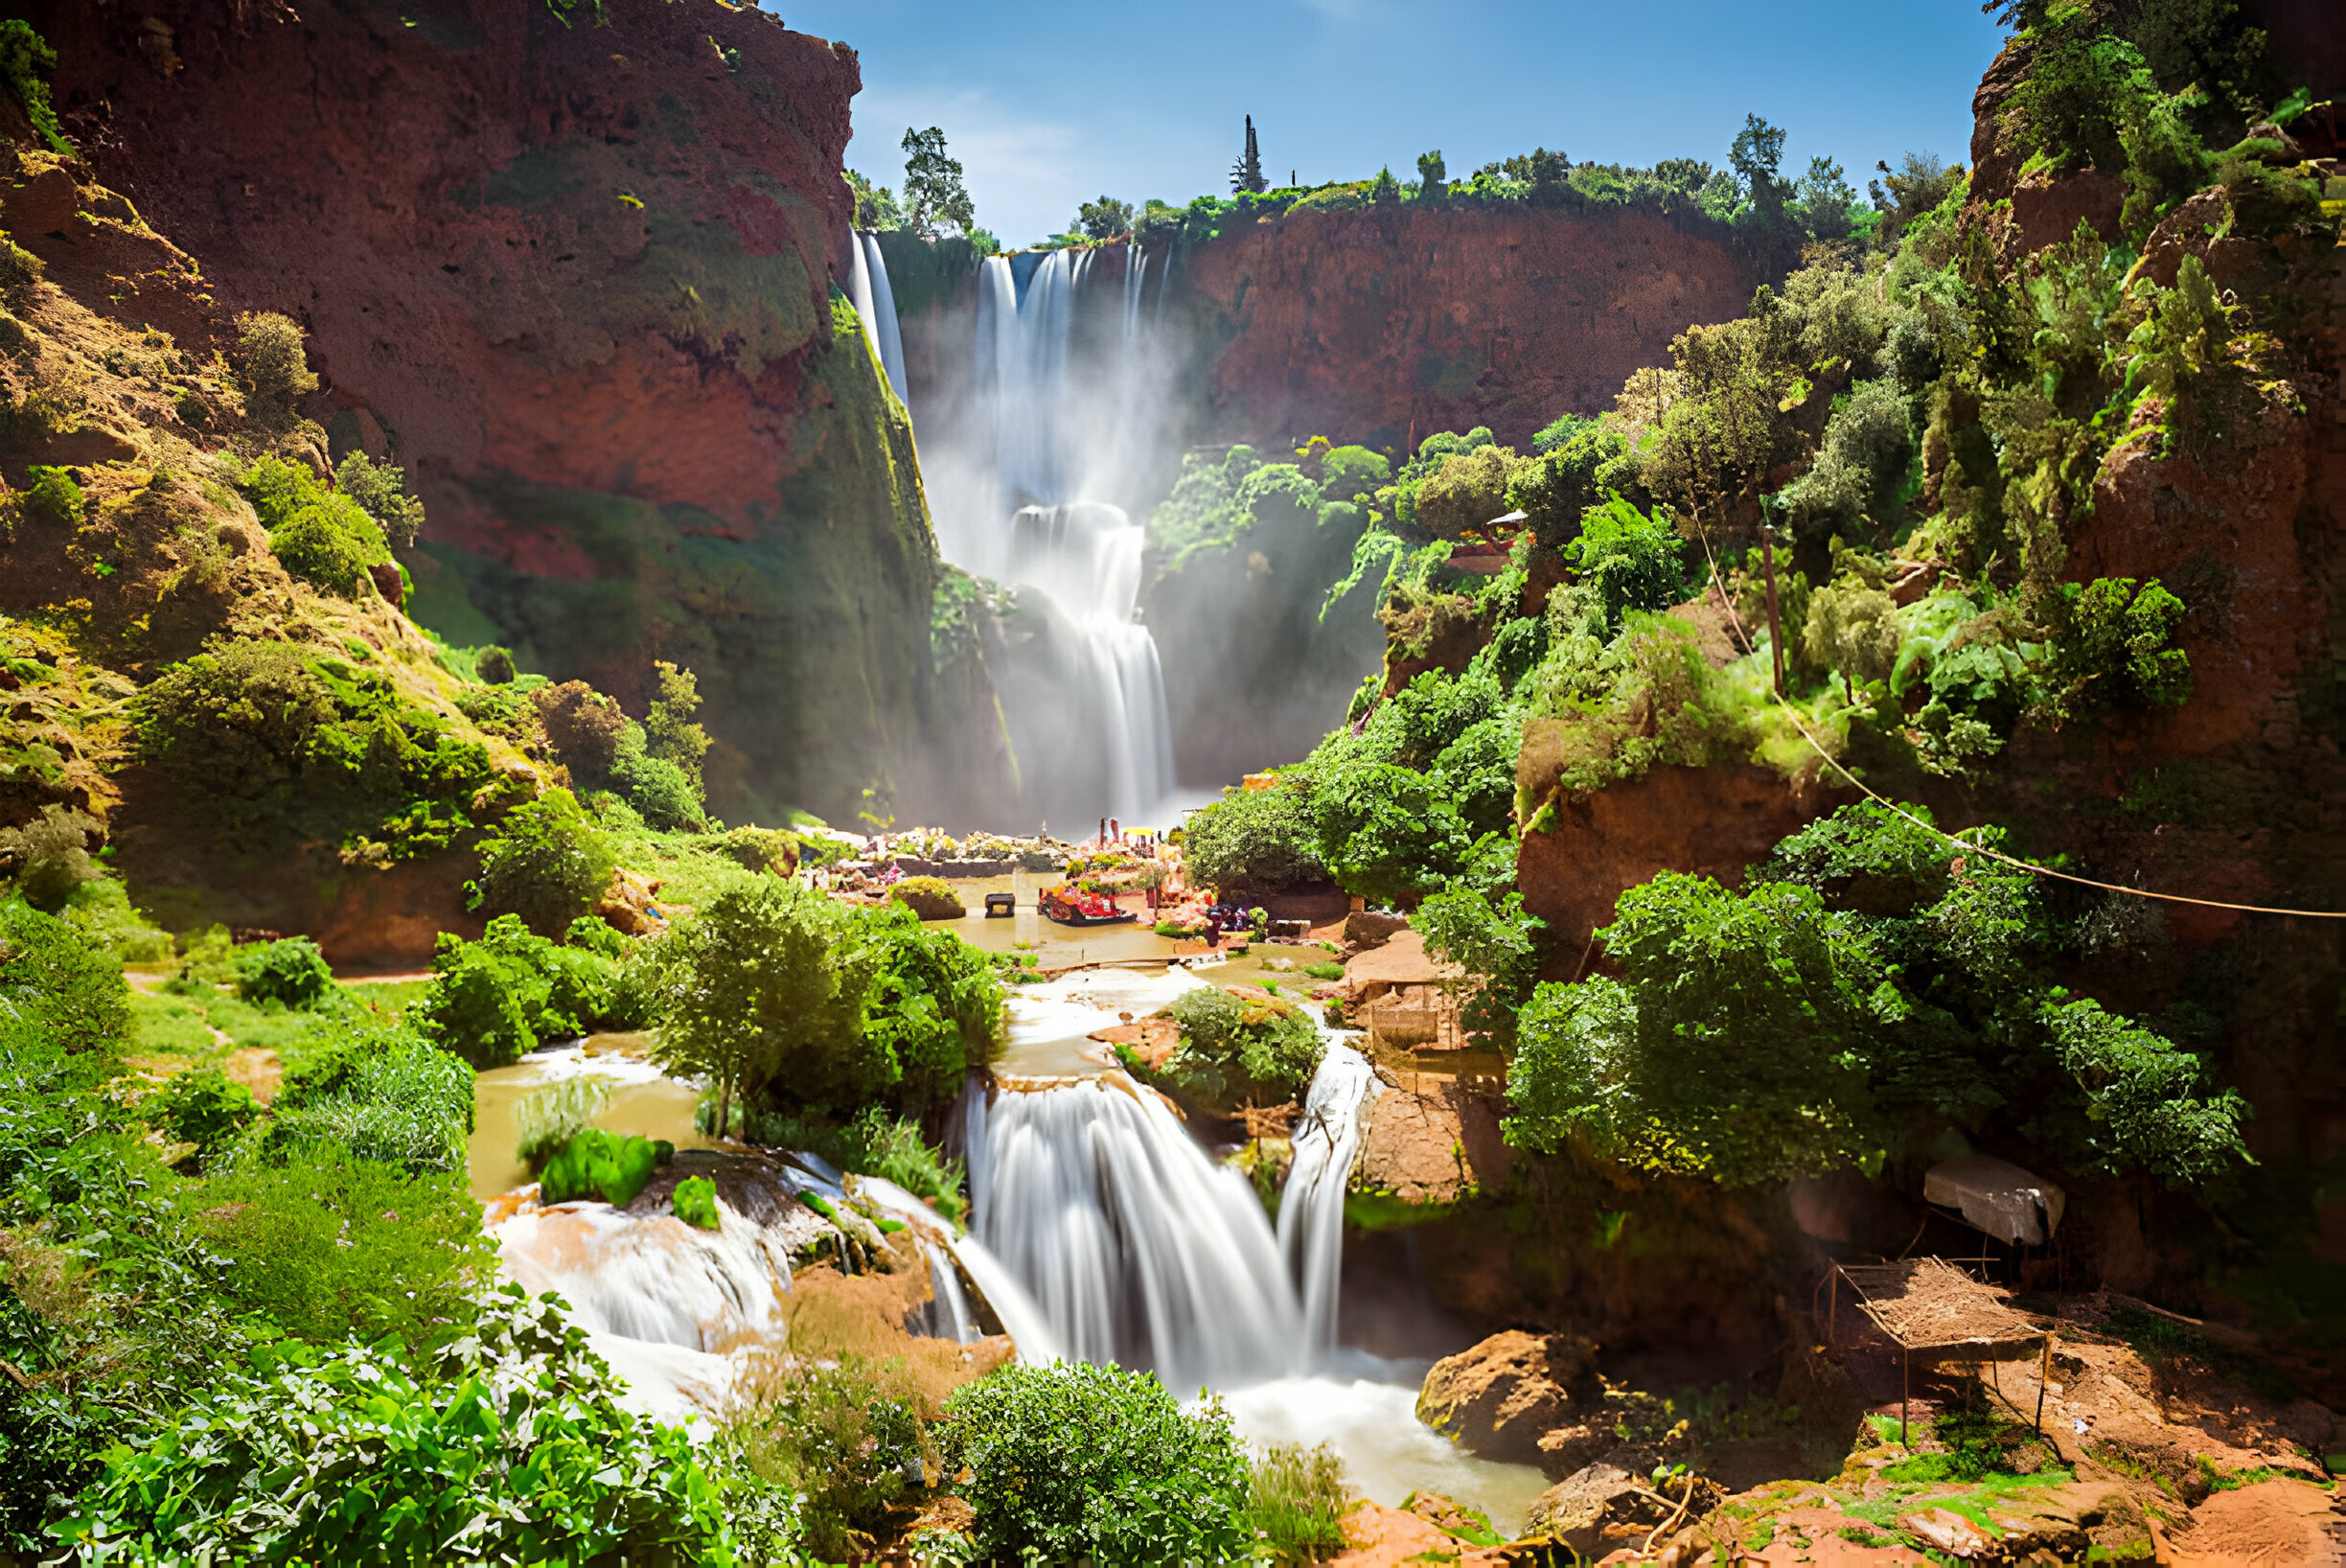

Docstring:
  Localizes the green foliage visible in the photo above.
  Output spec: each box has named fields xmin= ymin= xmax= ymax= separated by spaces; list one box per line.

xmin=474 ymin=644 xmax=517 ymax=684
xmin=1182 ymin=779 xmax=1328 ymax=899
xmin=611 ymin=723 xmax=705 ymax=831
xmin=1503 ymin=802 xmax=2248 ymax=1187
xmin=0 ymin=898 xmax=128 ymax=1059
xmin=728 ymin=1106 xmax=968 ymax=1227
xmin=0 ymin=21 xmax=68 ymax=154
xmin=469 ymin=788 xmax=618 ymax=936
xmin=843 ymin=168 xmax=903 ymax=230
xmin=135 ymin=637 xmax=493 ymax=857
xmin=538 ymin=1127 xmax=663 ymax=1207
xmin=1407 ymin=443 xmax=1522 ymax=541
xmin=1248 ymin=1441 xmax=1353 ymax=1563
xmin=194 ymin=1147 xmax=492 ymax=1347
xmin=1777 ymin=379 xmax=1914 ymax=545
xmin=56 ymin=1288 xmax=755 ymax=1565
xmin=2036 ymin=576 xmax=2191 ymax=723
xmin=261 ymin=1029 xmax=475 ymax=1175
xmin=332 ymin=450 xmax=426 ymax=550
xmin=940 ymin=1362 xmax=1251 ymax=1565
xmin=673 ymin=1174 xmax=719 ymax=1230
xmin=416 ymin=912 xmax=632 ymax=1068
xmin=643 ymin=660 xmax=711 ymax=798
xmin=1567 ymin=496 xmax=1688 ymax=634
xmin=729 ymin=1358 xmax=926 ymax=1561
xmin=1508 ymin=425 xmax=1629 ymax=539
xmin=1074 ymin=195 xmax=1136 ymax=239
xmin=1801 ymin=576 xmax=1902 ymax=695
xmin=232 ymin=935 xmax=334 ymax=1009
xmin=232 ymin=312 xmax=319 ymax=433
xmin=1415 ymin=886 xmax=1546 ymax=1051
xmin=20 ymin=465 xmax=81 ymax=528
xmin=531 ymin=680 xmax=628 ymax=789
xmin=151 ymin=1067 xmax=258 ymax=1159
xmin=515 ymin=1074 xmax=613 ymax=1168
xmin=1309 ymin=761 xmax=1475 ymax=906
xmin=901 ymin=126 xmax=977 ymax=238
xmin=889 ymin=875 xmax=964 ymax=920
xmin=1160 ymin=985 xmax=1324 ymax=1109
xmin=2 ymin=803 xmax=97 ymax=913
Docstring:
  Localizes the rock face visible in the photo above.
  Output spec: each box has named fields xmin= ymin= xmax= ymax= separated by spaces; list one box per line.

xmin=36 ymin=1 xmax=978 ymax=820
xmin=1179 ymin=206 xmax=1753 ymax=450
xmin=1414 ymin=1329 xmax=1599 ymax=1471
xmin=1354 ymin=1078 xmax=1511 ymax=1205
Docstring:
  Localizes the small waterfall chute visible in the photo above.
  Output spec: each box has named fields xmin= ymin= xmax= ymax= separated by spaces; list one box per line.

xmin=861 ymin=231 xmax=909 ymax=405
xmin=1277 ymin=1040 xmax=1382 ymax=1361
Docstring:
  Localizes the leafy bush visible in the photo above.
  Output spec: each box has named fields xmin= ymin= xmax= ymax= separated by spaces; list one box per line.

xmin=532 ymin=681 xmax=628 ymax=789
xmin=232 ymin=935 xmax=334 ymax=1008
xmin=1308 ymin=761 xmax=1474 ymax=905
xmin=728 ymin=1358 xmax=928 ymax=1561
xmin=1248 ymin=1441 xmax=1352 ymax=1563
xmin=135 ymin=637 xmax=493 ymax=856
xmin=232 ymin=312 xmax=318 ymax=431
xmin=539 ymin=1127 xmax=664 ymax=1207
xmin=1 ymin=803 xmax=97 ymax=913
xmin=673 ymin=1174 xmax=719 ymax=1230
xmin=725 ymin=1105 xmax=969 ymax=1227
xmin=263 ymin=1029 xmax=475 ymax=1175
xmin=151 ymin=1066 xmax=258 ymax=1159
xmin=1182 ymin=780 xmax=1328 ymax=899
xmin=1567 ymin=495 xmax=1686 ymax=634
xmin=470 ymin=789 xmax=617 ymax=937
xmin=0 ymin=898 xmax=128 ymax=1059
xmin=19 ymin=464 xmax=81 ymax=528
xmin=939 ymin=1362 xmax=1251 ymax=1564
xmin=474 ymin=644 xmax=517 ymax=684
xmin=416 ymin=913 xmax=629 ymax=1068
xmin=516 ymin=1074 xmax=612 ymax=1168
xmin=56 ymin=1288 xmax=756 ymax=1563
xmin=610 ymin=724 xmax=704 ymax=830
xmin=0 ymin=20 xmax=70 ymax=155
xmin=2036 ymin=576 xmax=2190 ymax=723
xmin=332 ymin=450 xmax=426 ymax=549
xmin=194 ymin=1147 xmax=492 ymax=1347
xmin=1160 ymin=985 xmax=1324 ymax=1109
xmin=454 ymin=680 xmax=532 ymax=736
xmin=890 ymin=875 xmax=963 ymax=920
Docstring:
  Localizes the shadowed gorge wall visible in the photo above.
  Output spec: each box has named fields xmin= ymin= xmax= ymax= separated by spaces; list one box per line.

xmin=32 ymin=0 xmax=950 ymax=821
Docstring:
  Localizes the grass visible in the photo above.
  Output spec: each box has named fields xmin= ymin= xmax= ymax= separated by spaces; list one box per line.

xmin=514 ymin=1075 xmax=613 ymax=1168
xmin=1248 ymin=1441 xmax=1352 ymax=1562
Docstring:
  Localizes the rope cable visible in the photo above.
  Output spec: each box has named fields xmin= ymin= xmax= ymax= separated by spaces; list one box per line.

xmin=1668 ymin=515 xmax=2343 ymax=920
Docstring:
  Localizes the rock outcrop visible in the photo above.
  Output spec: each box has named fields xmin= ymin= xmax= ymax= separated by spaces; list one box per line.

xmin=34 ymin=1 xmax=977 ymax=821
xmin=1414 ymin=1329 xmax=1601 ymax=1471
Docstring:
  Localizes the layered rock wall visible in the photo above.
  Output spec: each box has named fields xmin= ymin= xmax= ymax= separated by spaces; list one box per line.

xmin=35 ymin=0 xmax=966 ymax=820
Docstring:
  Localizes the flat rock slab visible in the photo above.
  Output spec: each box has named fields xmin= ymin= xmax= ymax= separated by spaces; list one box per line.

xmin=2164 ymin=1477 xmax=2346 ymax=1566
xmin=1345 ymin=929 xmax=1460 ymax=990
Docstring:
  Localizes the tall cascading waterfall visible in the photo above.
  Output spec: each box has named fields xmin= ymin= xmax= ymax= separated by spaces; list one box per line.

xmin=845 ymin=231 xmax=909 ymax=405
xmin=960 ymin=1039 xmax=1380 ymax=1390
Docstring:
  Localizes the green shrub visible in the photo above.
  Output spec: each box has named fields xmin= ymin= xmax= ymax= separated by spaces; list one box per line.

xmin=890 ymin=875 xmax=963 ymax=920
xmin=0 ymin=20 xmax=70 ymax=155
xmin=1248 ymin=1441 xmax=1353 ymax=1564
xmin=454 ymin=680 xmax=533 ymax=736
xmin=470 ymin=789 xmax=617 ymax=937
xmin=238 ymin=453 xmax=391 ymax=597
xmin=55 ymin=1288 xmax=752 ymax=1563
xmin=726 ymin=1357 xmax=928 ymax=1561
xmin=2 ymin=802 xmax=97 ymax=913
xmin=19 ymin=464 xmax=81 ymax=528
xmin=332 ymin=450 xmax=426 ymax=549
xmin=531 ymin=681 xmax=628 ymax=790
xmin=1302 ymin=961 xmax=1346 ymax=981
xmin=1567 ymin=494 xmax=1686 ymax=634
xmin=1182 ymin=779 xmax=1328 ymax=899
xmin=2037 ymin=576 xmax=2191 ymax=723
xmin=539 ymin=1127 xmax=663 ymax=1207
xmin=516 ymin=1074 xmax=613 ymax=1168
xmin=473 ymin=644 xmax=518 ymax=684
xmin=673 ymin=1174 xmax=719 ymax=1229
xmin=151 ymin=1066 xmax=257 ymax=1158
xmin=231 ymin=935 xmax=334 ymax=1008
xmin=416 ymin=913 xmax=628 ymax=1068
xmin=194 ymin=1146 xmax=492 ymax=1347
xmin=940 ymin=1362 xmax=1250 ymax=1564
xmin=263 ymin=1031 xmax=475 ymax=1174
xmin=232 ymin=312 xmax=318 ymax=432
xmin=1159 ymin=985 xmax=1323 ymax=1110
xmin=0 ymin=898 xmax=128 ymax=1059
xmin=610 ymin=725 xmax=704 ymax=830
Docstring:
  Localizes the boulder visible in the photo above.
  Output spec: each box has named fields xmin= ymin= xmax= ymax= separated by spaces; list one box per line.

xmin=1522 ymin=1464 xmax=1723 ymax=1556
xmin=1415 ymin=1329 xmax=1597 ymax=1468
xmin=1344 ymin=909 xmax=1409 ymax=949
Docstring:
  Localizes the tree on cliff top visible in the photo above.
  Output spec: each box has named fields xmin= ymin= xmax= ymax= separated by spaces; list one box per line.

xmin=844 ymin=169 xmax=903 ymax=231
xmin=1075 ymin=196 xmax=1136 ymax=240
xmin=1230 ymin=115 xmax=1266 ymax=195
xmin=901 ymin=127 xmax=976 ymax=239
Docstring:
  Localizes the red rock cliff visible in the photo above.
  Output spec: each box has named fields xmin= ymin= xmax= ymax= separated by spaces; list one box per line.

xmin=1179 ymin=205 xmax=1753 ymax=450
xmin=35 ymin=0 xmax=950 ymax=820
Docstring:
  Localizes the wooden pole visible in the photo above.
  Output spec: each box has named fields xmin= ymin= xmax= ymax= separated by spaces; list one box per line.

xmin=2036 ymin=1335 xmax=2051 ymax=1436
xmin=1827 ymin=1268 xmax=1838 ymax=1349
xmin=1901 ymin=1345 xmax=1911 ymax=1448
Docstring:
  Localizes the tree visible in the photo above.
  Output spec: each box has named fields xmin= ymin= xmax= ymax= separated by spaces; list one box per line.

xmin=842 ymin=168 xmax=903 ymax=231
xmin=900 ymin=127 xmax=975 ymax=238
xmin=1230 ymin=114 xmax=1266 ymax=195
xmin=530 ymin=681 xmax=627 ymax=790
xmin=334 ymin=451 xmax=426 ymax=549
xmin=1793 ymin=154 xmax=1858 ymax=240
xmin=1369 ymin=166 xmax=1400 ymax=207
xmin=1869 ymin=150 xmax=1962 ymax=237
xmin=1074 ymin=195 xmax=1136 ymax=240
xmin=642 ymin=660 xmax=711 ymax=796
xmin=1415 ymin=150 xmax=1447 ymax=202
xmin=646 ymin=875 xmax=873 ymax=1134
xmin=233 ymin=311 xmax=317 ymax=432
xmin=1728 ymin=113 xmax=1788 ymax=212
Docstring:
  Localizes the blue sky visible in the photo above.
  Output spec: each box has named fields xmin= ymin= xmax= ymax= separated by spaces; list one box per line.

xmin=770 ymin=0 xmax=2012 ymax=248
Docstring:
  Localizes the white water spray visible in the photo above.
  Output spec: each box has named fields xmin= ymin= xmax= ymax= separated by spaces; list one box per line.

xmin=1279 ymin=1039 xmax=1382 ymax=1361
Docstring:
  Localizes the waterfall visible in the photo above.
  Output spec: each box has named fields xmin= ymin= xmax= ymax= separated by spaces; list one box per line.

xmin=954 ymin=249 xmax=1176 ymax=823
xmin=960 ymin=1040 xmax=1379 ymax=1390
xmin=1278 ymin=1041 xmax=1382 ymax=1361
xmin=1121 ymin=240 xmax=1148 ymax=346
xmin=861 ymin=232 xmax=909 ymax=405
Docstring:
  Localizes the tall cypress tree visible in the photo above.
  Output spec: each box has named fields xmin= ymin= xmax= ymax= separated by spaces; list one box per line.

xmin=1230 ymin=115 xmax=1266 ymax=195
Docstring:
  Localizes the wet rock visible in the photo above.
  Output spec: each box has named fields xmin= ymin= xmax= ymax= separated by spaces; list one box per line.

xmin=1416 ymin=1329 xmax=1597 ymax=1468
